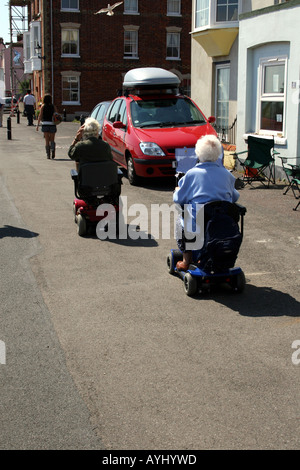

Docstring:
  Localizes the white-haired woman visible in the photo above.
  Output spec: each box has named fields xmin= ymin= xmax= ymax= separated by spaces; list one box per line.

xmin=68 ymin=117 xmax=113 ymax=171
xmin=173 ymin=134 xmax=240 ymax=271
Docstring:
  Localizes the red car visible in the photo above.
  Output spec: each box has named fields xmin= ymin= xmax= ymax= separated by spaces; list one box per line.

xmin=102 ymin=68 xmax=217 ymax=185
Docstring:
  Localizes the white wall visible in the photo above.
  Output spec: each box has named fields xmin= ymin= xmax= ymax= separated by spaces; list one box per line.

xmin=237 ymin=5 xmax=300 ymax=164
xmin=191 ymin=40 xmax=213 ymax=117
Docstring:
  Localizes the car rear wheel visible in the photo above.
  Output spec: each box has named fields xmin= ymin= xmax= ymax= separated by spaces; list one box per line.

xmin=127 ymin=155 xmax=138 ymax=185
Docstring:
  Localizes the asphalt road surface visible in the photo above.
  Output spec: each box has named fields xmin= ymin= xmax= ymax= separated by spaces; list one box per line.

xmin=0 ymin=117 xmax=299 ymax=450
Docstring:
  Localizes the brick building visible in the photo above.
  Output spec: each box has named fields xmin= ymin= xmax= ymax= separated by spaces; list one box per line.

xmin=23 ymin=0 xmax=191 ymax=120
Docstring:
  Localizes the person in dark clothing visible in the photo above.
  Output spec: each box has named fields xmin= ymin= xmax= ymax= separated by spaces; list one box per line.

xmin=68 ymin=117 xmax=113 ymax=171
xmin=23 ymin=89 xmax=36 ymax=126
xmin=36 ymin=94 xmax=58 ymax=159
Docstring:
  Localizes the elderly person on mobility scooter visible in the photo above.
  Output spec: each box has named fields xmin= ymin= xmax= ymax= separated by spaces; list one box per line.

xmin=68 ymin=117 xmax=122 ymax=237
xmin=173 ymin=134 xmax=240 ymax=271
xmin=68 ymin=117 xmax=113 ymax=169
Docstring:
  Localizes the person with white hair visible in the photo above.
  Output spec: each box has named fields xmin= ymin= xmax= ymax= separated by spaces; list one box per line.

xmin=173 ymin=134 xmax=240 ymax=271
xmin=68 ymin=117 xmax=113 ymax=171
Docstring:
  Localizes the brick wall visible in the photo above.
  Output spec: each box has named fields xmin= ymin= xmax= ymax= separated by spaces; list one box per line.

xmin=41 ymin=0 xmax=191 ymax=119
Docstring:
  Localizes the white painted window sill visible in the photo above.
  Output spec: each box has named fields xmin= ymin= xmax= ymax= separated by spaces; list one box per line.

xmin=243 ymin=133 xmax=287 ymax=146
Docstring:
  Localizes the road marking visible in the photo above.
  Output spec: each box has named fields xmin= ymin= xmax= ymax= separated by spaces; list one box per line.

xmin=246 ymin=271 xmax=299 ymax=276
xmin=246 ymin=272 xmax=273 ymax=276
xmin=273 ymin=318 xmax=300 ymax=328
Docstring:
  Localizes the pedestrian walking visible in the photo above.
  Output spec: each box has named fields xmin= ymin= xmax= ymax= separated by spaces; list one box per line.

xmin=0 ymin=97 xmax=4 ymax=127
xmin=23 ymin=89 xmax=36 ymax=126
xmin=36 ymin=94 xmax=58 ymax=159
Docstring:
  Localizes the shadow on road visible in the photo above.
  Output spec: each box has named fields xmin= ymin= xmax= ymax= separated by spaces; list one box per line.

xmin=53 ymin=158 xmax=72 ymax=162
xmin=0 ymin=225 xmax=39 ymax=239
xmin=86 ymin=224 xmax=158 ymax=247
xmin=242 ymin=184 xmax=287 ymax=191
xmin=193 ymin=283 xmax=300 ymax=318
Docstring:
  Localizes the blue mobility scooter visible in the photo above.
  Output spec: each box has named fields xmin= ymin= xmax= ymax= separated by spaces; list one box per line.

xmin=71 ymin=160 xmax=123 ymax=237
xmin=167 ymin=201 xmax=246 ymax=296
xmin=167 ymin=149 xmax=246 ymax=297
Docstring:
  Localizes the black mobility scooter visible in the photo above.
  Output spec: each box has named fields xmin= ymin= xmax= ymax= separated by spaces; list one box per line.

xmin=71 ymin=160 xmax=123 ymax=237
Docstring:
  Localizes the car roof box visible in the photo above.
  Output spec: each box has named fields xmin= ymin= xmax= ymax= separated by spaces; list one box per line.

xmin=123 ymin=67 xmax=180 ymax=95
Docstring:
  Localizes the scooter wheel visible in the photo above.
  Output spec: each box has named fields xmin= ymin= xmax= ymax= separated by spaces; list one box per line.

xmin=167 ymin=254 xmax=175 ymax=274
xmin=73 ymin=203 xmax=77 ymax=222
xmin=77 ymin=214 xmax=87 ymax=237
xmin=167 ymin=250 xmax=183 ymax=275
xmin=232 ymin=271 xmax=246 ymax=293
xmin=183 ymin=273 xmax=198 ymax=297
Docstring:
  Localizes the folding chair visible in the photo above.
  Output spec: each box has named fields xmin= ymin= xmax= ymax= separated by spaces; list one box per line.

xmin=233 ymin=136 xmax=279 ymax=187
xmin=279 ymin=156 xmax=300 ymax=197
xmin=291 ymin=176 xmax=300 ymax=211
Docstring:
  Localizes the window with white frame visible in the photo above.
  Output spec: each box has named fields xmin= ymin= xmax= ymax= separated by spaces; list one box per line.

xmin=167 ymin=0 xmax=181 ymax=16
xmin=195 ymin=0 xmax=209 ymax=28
xmin=258 ymin=57 xmax=287 ymax=134
xmin=61 ymin=28 xmax=79 ymax=56
xmin=23 ymin=32 xmax=31 ymax=60
xmin=166 ymin=32 xmax=180 ymax=60
xmin=215 ymin=63 xmax=230 ymax=131
xmin=216 ymin=0 xmax=238 ymax=22
xmin=30 ymin=22 xmax=40 ymax=57
xmin=124 ymin=0 xmax=138 ymax=14
xmin=61 ymin=0 xmax=79 ymax=10
xmin=62 ymin=73 xmax=80 ymax=104
xmin=124 ymin=27 xmax=138 ymax=58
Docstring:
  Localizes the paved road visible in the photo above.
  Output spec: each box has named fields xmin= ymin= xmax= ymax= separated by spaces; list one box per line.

xmin=0 ymin=116 xmax=299 ymax=450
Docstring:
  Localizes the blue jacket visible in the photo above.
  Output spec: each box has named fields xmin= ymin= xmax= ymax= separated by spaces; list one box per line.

xmin=173 ymin=161 xmax=240 ymax=232
xmin=173 ymin=161 xmax=239 ymax=207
